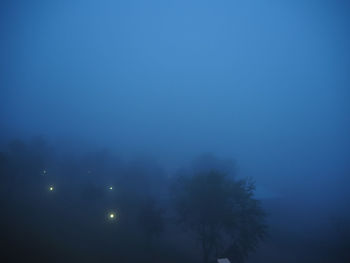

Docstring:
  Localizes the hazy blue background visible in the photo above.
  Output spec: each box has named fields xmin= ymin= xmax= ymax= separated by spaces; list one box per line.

xmin=1 ymin=0 xmax=349 ymax=206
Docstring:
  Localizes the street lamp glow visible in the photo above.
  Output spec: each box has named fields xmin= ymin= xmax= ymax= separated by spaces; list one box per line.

xmin=107 ymin=211 xmax=117 ymax=222
xmin=49 ymin=186 xmax=54 ymax=191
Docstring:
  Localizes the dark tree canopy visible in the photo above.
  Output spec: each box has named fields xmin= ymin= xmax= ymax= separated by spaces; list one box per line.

xmin=171 ymin=170 xmax=266 ymax=263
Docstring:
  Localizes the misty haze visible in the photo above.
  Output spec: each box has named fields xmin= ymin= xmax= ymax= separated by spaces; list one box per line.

xmin=1 ymin=0 xmax=349 ymax=262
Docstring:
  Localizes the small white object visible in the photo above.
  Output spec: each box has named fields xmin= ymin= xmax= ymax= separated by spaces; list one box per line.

xmin=217 ymin=258 xmax=231 ymax=263
xmin=107 ymin=211 xmax=117 ymax=221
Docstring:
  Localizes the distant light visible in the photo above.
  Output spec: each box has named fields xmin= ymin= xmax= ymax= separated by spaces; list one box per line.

xmin=107 ymin=211 xmax=117 ymax=222
xmin=108 ymin=186 xmax=113 ymax=190
xmin=49 ymin=186 xmax=54 ymax=191
xmin=43 ymin=170 xmax=47 ymax=174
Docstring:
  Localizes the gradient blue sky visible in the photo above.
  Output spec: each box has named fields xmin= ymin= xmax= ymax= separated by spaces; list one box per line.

xmin=1 ymin=0 xmax=349 ymax=201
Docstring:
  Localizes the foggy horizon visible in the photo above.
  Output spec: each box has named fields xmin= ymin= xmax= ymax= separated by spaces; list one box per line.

xmin=1 ymin=0 xmax=349 ymax=262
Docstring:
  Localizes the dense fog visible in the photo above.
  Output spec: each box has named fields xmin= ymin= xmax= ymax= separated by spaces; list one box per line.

xmin=1 ymin=0 xmax=349 ymax=262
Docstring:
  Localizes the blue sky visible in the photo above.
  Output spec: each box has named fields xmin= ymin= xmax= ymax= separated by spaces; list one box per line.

xmin=1 ymin=0 xmax=349 ymax=200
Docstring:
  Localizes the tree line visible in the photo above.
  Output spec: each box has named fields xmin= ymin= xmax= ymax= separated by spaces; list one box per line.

xmin=0 ymin=137 xmax=266 ymax=263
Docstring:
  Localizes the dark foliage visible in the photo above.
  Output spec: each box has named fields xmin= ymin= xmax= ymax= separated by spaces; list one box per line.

xmin=0 ymin=138 xmax=268 ymax=263
xmin=171 ymin=171 xmax=266 ymax=263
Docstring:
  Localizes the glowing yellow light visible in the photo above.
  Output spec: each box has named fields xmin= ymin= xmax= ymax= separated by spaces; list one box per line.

xmin=107 ymin=211 xmax=117 ymax=221
xmin=49 ymin=186 xmax=54 ymax=191
xmin=109 ymin=186 xmax=113 ymax=190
